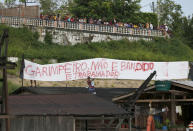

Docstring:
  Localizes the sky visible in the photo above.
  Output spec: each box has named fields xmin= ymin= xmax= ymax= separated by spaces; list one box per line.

xmin=140 ymin=0 xmax=193 ymax=17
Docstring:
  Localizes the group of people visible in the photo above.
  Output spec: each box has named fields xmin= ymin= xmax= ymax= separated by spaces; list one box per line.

xmin=39 ymin=14 xmax=169 ymax=31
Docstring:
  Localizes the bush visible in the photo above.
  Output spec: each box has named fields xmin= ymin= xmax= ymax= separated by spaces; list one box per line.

xmin=44 ymin=31 xmax=53 ymax=44
xmin=129 ymin=13 xmax=158 ymax=27
xmin=0 ymin=81 xmax=20 ymax=95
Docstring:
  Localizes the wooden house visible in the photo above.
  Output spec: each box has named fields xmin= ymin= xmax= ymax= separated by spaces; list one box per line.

xmin=113 ymin=80 xmax=193 ymax=130
xmin=1 ymin=94 xmax=128 ymax=131
xmin=0 ymin=87 xmax=139 ymax=131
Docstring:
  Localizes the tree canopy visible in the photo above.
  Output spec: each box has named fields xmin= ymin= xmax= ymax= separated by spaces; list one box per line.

xmin=157 ymin=0 xmax=183 ymax=25
xmin=4 ymin=0 xmax=15 ymax=7
xmin=39 ymin=0 xmax=57 ymax=15
xmin=39 ymin=0 xmax=67 ymax=15
xmin=68 ymin=0 xmax=141 ymax=22
xmin=155 ymin=0 xmax=183 ymax=36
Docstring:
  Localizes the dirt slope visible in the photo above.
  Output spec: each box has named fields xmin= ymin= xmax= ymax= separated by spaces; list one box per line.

xmin=8 ymin=75 xmax=144 ymax=88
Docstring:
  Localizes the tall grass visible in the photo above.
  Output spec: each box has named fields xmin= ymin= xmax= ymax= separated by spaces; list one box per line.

xmin=0 ymin=81 xmax=20 ymax=95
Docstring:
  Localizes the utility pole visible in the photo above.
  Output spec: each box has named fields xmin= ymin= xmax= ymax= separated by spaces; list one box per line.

xmin=157 ymin=0 xmax=161 ymax=27
xmin=0 ymin=29 xmax=17 ymax=131
xmin=24 ymin=0 xmax=27 ymax=7
xmin=152 ymin=2 xmax=155 ymax=13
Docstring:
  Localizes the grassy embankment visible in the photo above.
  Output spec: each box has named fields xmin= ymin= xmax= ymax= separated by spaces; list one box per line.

xmin=0 ymin=24 xmax=193 ymax=93
xmin=1 ymin=25 xmax=193 ymax=62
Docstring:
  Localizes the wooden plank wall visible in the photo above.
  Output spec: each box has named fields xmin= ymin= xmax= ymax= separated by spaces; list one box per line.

xmin=0 ymin=6 xmax=40 ymax=18
xmin=1 ymin=116 xmax=74 ymax=131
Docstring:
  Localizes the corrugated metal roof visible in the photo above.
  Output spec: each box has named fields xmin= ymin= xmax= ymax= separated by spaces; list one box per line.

xmin=7 ymin=94 xmax=127 ymax=116
xmin=171 ymin=80 xmax=193 ymax=88
xmin=11 ymin=87 xmax=137 ymax=101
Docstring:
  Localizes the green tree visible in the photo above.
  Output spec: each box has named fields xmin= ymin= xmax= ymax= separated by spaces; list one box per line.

xmin=182 ymin=16 xmax=193 ymax=48
xmin=112 ymin=0 xmax=141 ymax=22
xmin=44 ymin=31 xmax=53 ymax=44
xmin=69 ymin=0 xmax=141 ymax=22
xmin=157 ymin=0 xmax=183 ymax=25
xmin=54 ymin=0 xmax=69 ymax=16
xmin=39 ymin=0 xmax=57 ymax=15
xmin=4 ymin=0 xmax=28 ymax=7
xmin=156 ymin=0 xmax=183 ymax=35
xmin=4 ymin=0 xmax=15 ymax=7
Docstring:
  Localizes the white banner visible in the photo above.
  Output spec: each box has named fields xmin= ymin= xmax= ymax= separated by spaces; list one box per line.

xmin=23 ymin=58 xmax=189 ymax=81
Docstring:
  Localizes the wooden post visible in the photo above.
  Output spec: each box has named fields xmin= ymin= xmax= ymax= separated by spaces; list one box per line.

xmin=0 ymin=29 xmax=16 ymax=131
xmin=4 ymin=29 xmax=10 ymax=131
xmin=0 ymin=29 xmax=11 ymax=131
xmin=135 ymin=111 xmax=138 ymax=128
xmin=129 ymin=117 xmax=132 ymax=131
xmin=72 ymin=119 xmax=75 ymax=131
xmin=162 ymin=94 xmax=165 ymax=100
xmin=20 ymin=54 xmax=25 ymax=87
xmin=171 ymin=92 xmax=176 ymax=125
xmin=85 ymin=120 xmax=88 ymax=131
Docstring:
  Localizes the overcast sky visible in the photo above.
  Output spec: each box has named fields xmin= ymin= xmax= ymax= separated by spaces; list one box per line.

xmin=140 ymin=0 xmax=193 ymax=17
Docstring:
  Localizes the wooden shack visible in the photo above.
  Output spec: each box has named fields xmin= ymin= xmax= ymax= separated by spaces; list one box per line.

xmin=113 ymin=80 xmax=193 ymax=129
xmin=0 ymin=94 xmax=128 ymax=131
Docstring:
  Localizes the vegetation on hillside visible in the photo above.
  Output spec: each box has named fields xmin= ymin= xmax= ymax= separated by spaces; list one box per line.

xmin=0 ymin=0 xmax=193 ymax=93
xmin=0 ymin=25 xmax=193 ymax=63
xmin=0 ymin=80 xmax=20 ymax=94
xmin=1 ymin=0 xmax=193 ymax=63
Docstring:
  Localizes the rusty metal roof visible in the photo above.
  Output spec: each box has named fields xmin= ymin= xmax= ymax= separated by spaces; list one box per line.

xmin=11 ymin=87 xmax=136 ymax=101
xmin=7 ymin=94 xmax=127 ymax=116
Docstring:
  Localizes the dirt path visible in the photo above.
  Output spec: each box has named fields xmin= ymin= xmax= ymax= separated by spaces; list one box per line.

xmin=8 ymin=75 xmax=144 ymax=88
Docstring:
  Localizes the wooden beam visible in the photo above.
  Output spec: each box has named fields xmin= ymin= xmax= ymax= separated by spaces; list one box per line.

xmin=136 ymin=98 xmax=193 ymax=103
xmin=172 ymin=82 xmax=193 ymax=91
xmin=112 ymin=92 xmax=135 ymax=102
xmin=107 ymin=119 xmax=115 ymax=128
xmin=144 ymin=91 xmax=169 ymax=94
xmin=0 ymin=115 xmax=14 ymax=119
xmin=144 ymin=85 xmax=155 ymax=91
xmin=144 ymin=90 xmax=190 ymax=95
xmin=169 ymin=90 xmax=190 ymax=95
xmin=112 ymin=85 xmax=155 ymax=102
xmin=116 ymin=119 xmax=124 ymax=129
xmin=174 ymin=99 xmax=193 ymax=102
xmin=75 ymin=116 xmax=128 ymax=120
